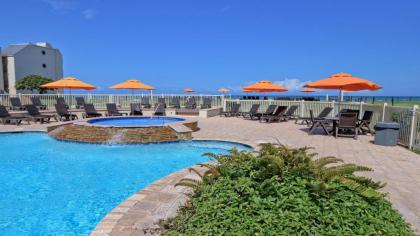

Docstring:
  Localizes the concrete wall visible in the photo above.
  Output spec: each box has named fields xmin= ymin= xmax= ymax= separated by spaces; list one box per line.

xmin=7 ymin=45 xmax=63 ymax=94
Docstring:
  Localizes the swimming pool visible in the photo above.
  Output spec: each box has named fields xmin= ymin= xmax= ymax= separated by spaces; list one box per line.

xmin=0 ymin=132 xmax=250 ymax=235
xmin=88 ymin=117 xmax=185 ymax=127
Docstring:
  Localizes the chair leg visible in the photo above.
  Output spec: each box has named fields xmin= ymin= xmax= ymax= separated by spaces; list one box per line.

xmin=335 ymin=127 xmax=338 ymax=138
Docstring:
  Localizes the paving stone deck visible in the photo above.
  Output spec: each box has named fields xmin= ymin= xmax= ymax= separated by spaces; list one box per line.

xmin=0 ymin=115 xmax=419 ymax=235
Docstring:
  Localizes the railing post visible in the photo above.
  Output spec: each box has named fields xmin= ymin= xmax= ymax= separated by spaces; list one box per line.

xmin=359 ymin=101 xmax=364 ymax=120
xmin=382 ymin=103 xmax=387 ymax=122
xmin=300 ymin=100 xmax=305 ymax=117
xmin=408 ymin=105 xmax=418 ymax=150
xmin=331 ymin=100 xmax=335 ymax=115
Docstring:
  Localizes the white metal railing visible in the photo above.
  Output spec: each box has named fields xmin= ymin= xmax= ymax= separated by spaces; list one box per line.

xmin=224 ymin=99 xmax=420 ymax=150
xmin=0 ymin=94 xmax=224 ymax=109
xmin=0 ymin=93 xmax=419 ymax=150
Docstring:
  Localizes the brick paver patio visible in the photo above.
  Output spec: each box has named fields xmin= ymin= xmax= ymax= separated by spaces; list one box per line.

xmin=1 ymin=115 xmax=419 ymax=234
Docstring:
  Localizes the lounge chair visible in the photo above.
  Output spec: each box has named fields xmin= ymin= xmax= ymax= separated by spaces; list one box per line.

xmin=55 ymin=104 xmax=78 ymax=121
xmin=298 ymin=107 xmax=333 ymax=126
xmin=56 ymin=97 xmax=69 ymax=109
xmin=169 ymin=97 xmax=181 ymax=109
xmin=223 ymin=103 xmax=241 ymax=117
xmin=0 ymin=105 xmax=30 ymax=125
xmin=253 ymin=104 xmax=277 ymax=120
xmin=31 ymin=97 xmax=47 ymax=110
xmin=185 ymin=98 xmax=197 ymax=109
xmin=282 ymin=105 xmax=299 ymax=121
xmin=83 ymin=103 xmax=102 ymax=118
xmin=153 ymin=103 xmax=166 ymax=116
xmin=157 ymin=98 xmax=167 ymax=108
xmin=25 ymin=105 xmax=57 ymax=123
xmin=141 ymin=97 xmax=151 ymax=108
xmin=260 ymin=106 xmax=288 ymax=123
xmin=357 ymin=110 xmax=373 ymax=134
xmin=75 ymin=97 xmax=86 ymax=109
xmin=308 ymin=108 xmax=334 ymax=134
xmin=335 ymin=112 xmax=359 ymax=139
xmin=200 ymin=98 xmax=212 ymax=109
xmin=9 ymin=97 xmax=25 ymax=110
xmin=130 ymin=103 xmax=143 ymax=116
xmin=241 ymin=104 xmax=260 ymax=119
xmin=106 ymin=103 xmax=128 ymax=116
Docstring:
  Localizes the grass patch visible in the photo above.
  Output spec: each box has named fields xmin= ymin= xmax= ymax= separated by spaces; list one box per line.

xmin=160 ymin=144 xmax=413 ymax=235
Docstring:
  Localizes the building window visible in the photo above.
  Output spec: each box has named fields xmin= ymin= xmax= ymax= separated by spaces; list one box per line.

xmin=42 ymin=64 xmax=47 ymax=68
xmin=42 ymin=50 xmax=46 ymax=55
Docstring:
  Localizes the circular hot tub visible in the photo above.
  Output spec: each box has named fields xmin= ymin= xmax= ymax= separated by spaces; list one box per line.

xmin=87 ymin=116 xmax=185 ymax=127
xmin=48 ymin=116 xmax=198 ymax=144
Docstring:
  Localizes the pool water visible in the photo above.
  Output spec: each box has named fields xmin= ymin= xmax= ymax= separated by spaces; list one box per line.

xmin=88 ymin=117 xmax=185 ymax=126
xmin=0 ymin=132 xmax=249 ymax=235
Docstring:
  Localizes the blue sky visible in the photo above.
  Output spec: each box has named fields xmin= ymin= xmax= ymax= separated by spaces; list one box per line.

xmin=1 ymin=0 xmax=419 ymax=95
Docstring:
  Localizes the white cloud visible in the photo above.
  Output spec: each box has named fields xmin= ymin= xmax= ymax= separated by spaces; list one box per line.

xmin=274 ymin=78 xmax=312 ymax=91
xmin=42 ymin=0 xmax=75 ymax=11
xmin=82 ymin=9 xmax=96 ymax=19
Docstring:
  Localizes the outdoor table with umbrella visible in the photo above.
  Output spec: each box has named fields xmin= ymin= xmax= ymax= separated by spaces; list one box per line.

xmin=40 ymin=77 xmax=96 ymax=108
xmin=241 ymin=80 xmax=288 ymax=114
xmin=110 ymin=79 xmax=155 ymax=106
xmin=304 ymin=72 xmax=382 ymax=135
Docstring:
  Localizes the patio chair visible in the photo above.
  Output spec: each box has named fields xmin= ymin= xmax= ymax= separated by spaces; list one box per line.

xmin=223 ymin=103 xmax=241 ymax=117
xmin=200 ymin=98 xmax=212 ymax=109
xmin=241 ymin=104 xmax=260 ymax=119
xmin=253 ymin=104 xmax=277 ymax=120
xmin=56 ymin=97 xmax=69 ymax=109
xmin=357 ymin=110 xmax=373 ymax=134
xmin=308 ymin=109 xmax=333 ymax=135
xmin=335 ymin=112 xmax=359 ymax=139
xmin=30 ymin=97 xmax=47 ymax=110
xmin=141 ymin=97 xmax=151 ymax=108
xmin=261 ymin=106 xmax=288 ymax=123
xmin=106 ymin=103 xmax=128 ymax=116
xmin=9 ymin=97 xmax=25 ymax=110
xmin=185 ymin=97 xmax=197 ymax=109
xmin=55 ymin=103 xmax=78 ymax=121
xmin=282 ymin=105 xmax=299 ymax=121
xmin=0 ymin=105 xmax=30 ymax=125
xmin=169 ymin=97 xmax=181 ymax=109
xmin=157 ymin=98 xmax=167 ymax=108
xmin=75 ymin=97 xmax=86 ymax=109
xmin=130 ymin=103 xmax=143 ymax=116
xmin=25 ymin=105 xmax=57 ymax=123
xmin=297 ymin=107 xmax=333 ymax=126
xmin=153 ymin=103 xmax=166 ymax=116
xmin=83 ymin=103 xmax=102 ymax=118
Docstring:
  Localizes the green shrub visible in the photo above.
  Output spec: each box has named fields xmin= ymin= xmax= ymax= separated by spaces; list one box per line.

xmin=160 ymin=144 xmax=413 ymax=235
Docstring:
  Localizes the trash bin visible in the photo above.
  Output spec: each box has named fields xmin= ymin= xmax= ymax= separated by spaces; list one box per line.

xmin=374 ymin=122 xmax=400 ymax=146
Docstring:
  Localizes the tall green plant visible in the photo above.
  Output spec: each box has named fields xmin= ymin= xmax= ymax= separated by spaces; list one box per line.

xmin=16 ymin=75 xmax=53 ymax=94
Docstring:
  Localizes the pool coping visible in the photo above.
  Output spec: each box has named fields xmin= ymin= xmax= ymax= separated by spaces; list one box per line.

xmin=90 ymin=139 xmax=255 ymax=236
xmin=75 ymin=116 xmax=196 ymax=129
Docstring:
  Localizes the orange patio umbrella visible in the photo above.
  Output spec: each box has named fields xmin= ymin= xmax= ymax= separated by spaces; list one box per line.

xmin=242 ymin=80 xmax=288 ymax=93
xmin=217 ymin=87 xmax=230 ymax=93
xmin=184 ymin=88 xmax=194 ymax=93
xmin=110 ymin=79 xmax=155 ymax=95
xmin=40 ymin=77 xmax=96 ymax=96
xmin=301 ymin=88 xmax=316 ymax=93
xmin=304 ymin=72 xmax=381 ymax=91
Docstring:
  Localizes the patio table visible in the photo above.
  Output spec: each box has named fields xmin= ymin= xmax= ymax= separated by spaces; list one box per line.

xmin=324 ymin=116 xmax=340 ymax=136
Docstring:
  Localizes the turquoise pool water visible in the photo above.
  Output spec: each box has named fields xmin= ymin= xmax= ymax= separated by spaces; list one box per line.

xmin=0 ymin=132 xmax=249 ymax=235
xmin=87 ymin=117 xmax=185 ymax=126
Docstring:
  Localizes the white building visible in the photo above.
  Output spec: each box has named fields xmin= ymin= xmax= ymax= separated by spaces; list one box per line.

xmin=1 ymin=42 xmax=63 ymax=94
